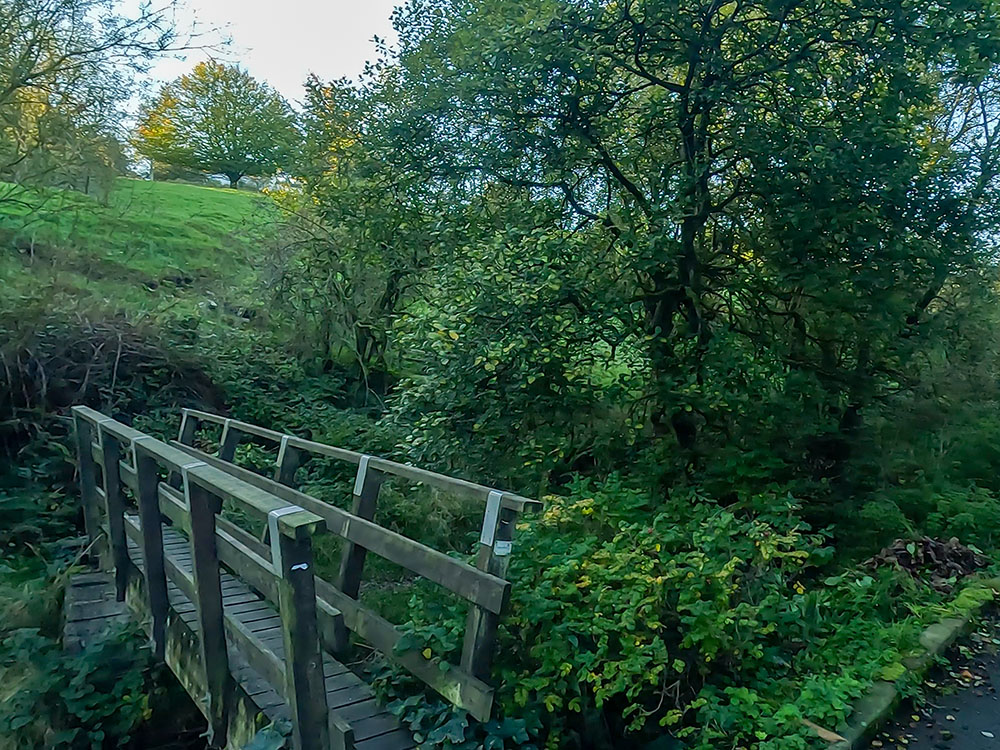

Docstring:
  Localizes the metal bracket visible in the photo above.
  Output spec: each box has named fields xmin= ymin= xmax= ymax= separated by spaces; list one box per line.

xmin=353 ymin=455 xmax=372 ymax=497
xmin=95 ymin=416 xmax=114 ymax=448
xmin=276 ymin=435 xmax=291 ymax=468
xmin=479 ymin=491 xmax=503 ymax=547
xmin=179 ymin=461 xmax=207 ymax=506
xmin=268 ymin=505 xmax=303 ymax=572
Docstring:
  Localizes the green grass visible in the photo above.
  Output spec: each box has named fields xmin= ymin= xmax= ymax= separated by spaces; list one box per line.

xmin=0 ymin=178 xmax=275 ymax=322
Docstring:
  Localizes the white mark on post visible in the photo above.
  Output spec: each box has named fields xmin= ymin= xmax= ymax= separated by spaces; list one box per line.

xmin=290 ymin=563 xmax=309 ymax=571
xmin=494 ymin=540 xmax=513 ymax=557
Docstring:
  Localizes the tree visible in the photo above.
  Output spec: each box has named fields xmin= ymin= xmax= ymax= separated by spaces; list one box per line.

xmin=135 ymin=61 xmax=299 ymax=188
xmin=370 ymin=0 xmax=1000 ymax=482
xmin=0 ymin=0 xmax=184 ymax=198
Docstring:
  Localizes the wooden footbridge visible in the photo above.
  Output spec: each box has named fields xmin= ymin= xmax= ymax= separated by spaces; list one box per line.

xmin=67 ymin=406 xmax=540 ymax=750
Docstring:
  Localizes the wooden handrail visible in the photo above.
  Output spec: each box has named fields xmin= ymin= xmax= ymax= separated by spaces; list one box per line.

xmin=74 ymin=405 xmax=535 ymax=724
xmin=171 ymin=442 xmax=500 ymax=720
xmin=170 ymin=443 xmax=511 ymax=614
xmin=179 ymin=408 xmax=542 ymax=513
xmin=175 ymin=408 xmax=543 ymax=711
xmin=72 ymin=407 xmax=342 ymax=750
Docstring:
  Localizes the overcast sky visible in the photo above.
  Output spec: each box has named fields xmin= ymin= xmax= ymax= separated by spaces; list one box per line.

xmin=146 ymin=0 xmax=401 ymax=105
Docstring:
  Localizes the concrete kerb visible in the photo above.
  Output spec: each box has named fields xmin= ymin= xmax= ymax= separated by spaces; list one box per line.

xmin=825 ymin=577 xmax=1000 ymax=750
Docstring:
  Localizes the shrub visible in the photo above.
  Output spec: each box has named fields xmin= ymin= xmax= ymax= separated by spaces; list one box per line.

xmin=0 ymin=627 xmax=153 ymax=749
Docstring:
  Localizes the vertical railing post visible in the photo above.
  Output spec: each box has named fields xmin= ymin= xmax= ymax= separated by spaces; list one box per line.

xmin=218 ymin=419 xmax=239 ymax=462
xmin=134 ymin=441 xmax=169 ymax=660
xmin=270 ymin=508 xmax=332 ymax=750
xmin=336 ymin=456 xmax=382 ymax=599
xmin=275 ymin=435 xmax=301 ymax=487
xmin=98 ymin=427 xmax=129 ymax=601
xmin=186 ymin=471 xmax=231 ymax=747
xmin=461 ymin=493 xmax=519 ymax=682
xmin=73 ymin=412 xmax=104 ymax=560
xmin=178 ymin=410 xmax=197 ymax=446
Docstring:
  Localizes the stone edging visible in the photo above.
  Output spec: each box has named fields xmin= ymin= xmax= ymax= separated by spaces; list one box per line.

xmin=827 ymin=577 xmax=1000 ymax=750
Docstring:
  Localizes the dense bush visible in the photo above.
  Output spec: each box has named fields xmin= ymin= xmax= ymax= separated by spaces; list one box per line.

xmin=0 ymin=627 xmax=153 ymax=750
xmin=379 ymin=478 xmax=995 ymax=749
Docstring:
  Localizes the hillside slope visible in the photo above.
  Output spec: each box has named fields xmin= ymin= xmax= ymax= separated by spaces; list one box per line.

xmin=0 ymin=179 xmax=275 ymax=323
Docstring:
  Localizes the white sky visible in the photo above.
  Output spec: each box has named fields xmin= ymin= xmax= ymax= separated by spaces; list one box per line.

xmin=146 ymin=0 xmax=401 ymax=106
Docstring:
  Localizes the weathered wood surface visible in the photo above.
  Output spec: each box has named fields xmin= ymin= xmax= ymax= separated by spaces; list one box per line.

xmin=70 ymin=406 xmax=416 ymax=750
xmin=178 ymin=408 xmax=541 ymax=513
xmin=171 ymin=442 xmax=501 ymax=720
xmin=63 ymin=571 xmax=129 ymax=653
xmin=70 ymin=404 xmax=543 ymax=739
xmin=123 ymin=521 xmax=414 ymax=750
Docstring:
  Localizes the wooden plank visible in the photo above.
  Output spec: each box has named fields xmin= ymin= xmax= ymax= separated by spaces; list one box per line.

xmin=326 ymin=683 xmax=374 ymax=711
xmin=323 ymin=658 xmax=349 ymax=678
xmin=68 ymin=579 xmax=116 ymax=604
xmin=177 ymin=408 xmax=539 ymax=513
xmin=352 ymin=712 xmax=400 ymax=743
xmin=98 ymin=432 xmax=130 ymax=600
xmin=215 ymin=522 xmax=280 ymax=603
xmin=223 ymin=611 xmax=286 ymax=691
xmin=226 ymin=600 xmax=274 ymax=617
xmin=284 ymin=435 xmax=362 ymax=465
xmin=245 ymin=614 xmax=283 ymax=634
xmin=186 ymin=463 xmax=303 ymax=520
xmin=178 ymin=411 xmax=197 ymax=446
xmin=322 ymin=669 xmax=363 ymax=693
xmin=330 ymin=699 xmax=382 ymax=722
xmin=135 ymin=452 xmax=169 ymax=660
xmin=66 ymin=598 xmax=129 ymax=622
xmin=355 ymin=729 xmax=416 ymax=750
xmin=221 ymin=592 xmax=262 ymax=607
xmin=274 ymin=436 xmax=301 ymax=487
xmin=67 ymin=571 xmax=113 ymax=587
xmin=337 ymin=455 xmax=382 ymax=611
xmin=274 ymin=515 xmax=331 ymax=750
xmin=187 ymin=482 xmax=231 ymax=743
xmin=462 ymin=502 xmax=519 ymax=682
xmin=74 ymin=415 xmax=104 ymax=559
xmin=314 ymin=576 xmax=494 ymax=722
xmin=172 ymin=444 xmax=510 ymax=614
xmin=367 ymin=456 xmax=540 ymax=514
xmin=183 ymin=409 xmax=286 ymax=445
xmin=219 ymin=419 xmax=240 ymax=462
xmin=213 ymin=513 xmax=346 ymax=656
xmin=205 ymin=506 xmax=492 ymax=720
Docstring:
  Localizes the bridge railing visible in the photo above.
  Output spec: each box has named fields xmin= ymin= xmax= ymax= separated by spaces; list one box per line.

xmin=72 ymin=406 xmax=342 ymax=750
xmin=173 ymin=408 xmax=543 ymax=722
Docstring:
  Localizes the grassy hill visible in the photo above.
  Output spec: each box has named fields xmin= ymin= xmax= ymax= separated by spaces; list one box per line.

xmin=0 ymin=178 xmax=275 ymax=323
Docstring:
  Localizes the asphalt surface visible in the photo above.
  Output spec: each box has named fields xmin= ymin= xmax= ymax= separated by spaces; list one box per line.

xmin=877 ymin=617 xmax=1000 ymax=749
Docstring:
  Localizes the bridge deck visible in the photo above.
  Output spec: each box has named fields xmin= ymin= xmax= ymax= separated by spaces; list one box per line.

xmin=68 ymin=516 xmax=414 ymax=750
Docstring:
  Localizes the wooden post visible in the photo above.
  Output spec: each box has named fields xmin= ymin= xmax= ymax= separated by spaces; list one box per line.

xmin=331 ymin=715 xmax=355 ymax=750
xmin=178 ymin=411 xmax=197 ymax=446
xmin=336 ymin=456 xmax=382 ymax=600
xmin=219 ymin=419 xmax=239 ymax=462
xmin=272 ymin=508 xmax=331 ymax=750
xmin=186 ymin=476 xmax=231 ymax=747
xmin=274 ymin=436 xmax=301 ymax=487
xmin=74 ymin=414 xmax=104 ymax=560
xmin=135 ymin=443 xmax=170 ymax=660
xmin=99 ymin=428 xmax=129 ymax=601
xmin=461 ymin=493 xmax=518 ymax=683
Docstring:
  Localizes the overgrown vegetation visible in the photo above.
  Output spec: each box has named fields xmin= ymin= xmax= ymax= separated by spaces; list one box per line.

xmin=3 ymin=0 xmax=1000 ymax=747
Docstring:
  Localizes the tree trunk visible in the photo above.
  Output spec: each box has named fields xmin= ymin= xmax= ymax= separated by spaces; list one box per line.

xmin=227 ymin=175 xmax=240 ymax=189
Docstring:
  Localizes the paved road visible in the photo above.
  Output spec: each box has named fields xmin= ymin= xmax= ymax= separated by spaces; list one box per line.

xmin=879 ymin=622 xmax=1000 ymax=749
